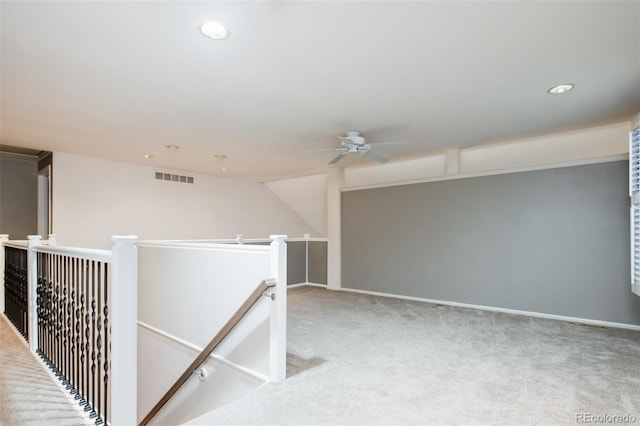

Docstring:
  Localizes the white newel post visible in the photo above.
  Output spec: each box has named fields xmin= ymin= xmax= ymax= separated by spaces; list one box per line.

xmin=110 ymin=235 xmax=138 ymax=426
xmin=47 ymin=234 xmax=57 ymax=246
xmin=27 ymin=235 xmax=42 ymax=352
xmin=0 ymin=234 xmax=8 ymax=313
xmin=269 ymin=235 xmax=287 ymax=382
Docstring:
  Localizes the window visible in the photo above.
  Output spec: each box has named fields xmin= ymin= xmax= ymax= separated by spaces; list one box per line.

xmin=630 ymin=124 xmax=640 ymax=296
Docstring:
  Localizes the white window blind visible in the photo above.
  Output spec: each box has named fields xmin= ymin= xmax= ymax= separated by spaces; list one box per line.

xmin=630 ymin=126 xmax=640 ymax=296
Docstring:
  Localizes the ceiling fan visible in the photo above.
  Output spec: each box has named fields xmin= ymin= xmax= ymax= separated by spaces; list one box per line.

xmin=324 ymin=131 xmax=406 ymax=165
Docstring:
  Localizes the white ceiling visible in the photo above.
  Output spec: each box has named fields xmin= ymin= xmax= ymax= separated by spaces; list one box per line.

xmin=1 ymin=1 xmax=639 ymax=181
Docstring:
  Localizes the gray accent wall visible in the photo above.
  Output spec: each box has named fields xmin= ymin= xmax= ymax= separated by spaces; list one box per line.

xmin=308 ymin=241 xmax=327 ymax=285
xmin=0 ymin=155 xmax=38 ymax=239
xmin=287 ymin=241 xmax=306 ymax=285
xmin=342 ymin=161 xmax=640 ymax=326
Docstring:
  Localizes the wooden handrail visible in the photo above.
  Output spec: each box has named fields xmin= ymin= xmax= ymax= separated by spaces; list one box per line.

xmin=138 ymin=278 xmax=277 ymax=426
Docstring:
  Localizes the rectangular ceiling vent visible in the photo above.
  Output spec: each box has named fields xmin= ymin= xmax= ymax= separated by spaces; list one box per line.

xmin=155 ymin=172 xmax=194 ymax=184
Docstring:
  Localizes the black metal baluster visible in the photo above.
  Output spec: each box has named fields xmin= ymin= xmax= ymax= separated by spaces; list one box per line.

xmin=4 ymin=247 xmax=28 ymax=340
xmin=67 ymin=257 xmax=75 ymax=392
xmin=95 ymin=262 xmax=103 ymax=425
xmin=61 ymin=256 xmax=69 ymax=385
xmin=43 ymin=253 xmax=51 ymax=365
xmin=21 ymin=248 xmax=28 ymax=341
xmin=82 ymin=260 xmax=90 ymax=408
xmin=66 ymin=256 xmax=72 ymax=386
xmin=70 ymin=258 xmax=80 ymax=397
xmin=36 ymin=252 xmax=42 ymax=355
xmin=89 ymin=260 xmax=98 ymax=419
xmin=55 ymin=254 xmax=63 ymax=378
xmin=83 ymin=260 xmax=92 ymax=412
xmin=51 ymin=254 xmax=57 ymax=371
xmin=102 ymin=262 xmax=110 ymax=426
xmin=50 ymin=254 xmax=58 ymax=371
xmin=77 ymin=259 xmax=86 ymax=405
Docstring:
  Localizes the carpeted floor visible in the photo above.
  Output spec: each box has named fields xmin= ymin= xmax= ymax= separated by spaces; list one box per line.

xmin=0 ymin=315 xmax=90 ymax=426
xmin=187 ymin=286 xmax=640 ymax=426
xmin=3 ymin=287 xmax=639 ymax=425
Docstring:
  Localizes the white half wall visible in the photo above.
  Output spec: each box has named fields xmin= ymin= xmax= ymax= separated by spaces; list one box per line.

xmin=52 ymin=153 xmax=315 ymax=248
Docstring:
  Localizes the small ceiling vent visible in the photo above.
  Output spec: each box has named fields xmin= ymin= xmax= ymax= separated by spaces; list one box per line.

xmin=155 ymin=172 xmax=194 ymax=184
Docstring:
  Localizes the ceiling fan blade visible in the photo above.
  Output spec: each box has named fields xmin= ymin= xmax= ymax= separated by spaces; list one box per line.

xmin=306 ymin=147 xmax=343 ymax=153
xmin=328 ymin=152 xmax=348 ymax=165
xmin=363 ymin=150 xmax=389 ymax=163
xmin=367 ymin=141 xmax=406 ymax=148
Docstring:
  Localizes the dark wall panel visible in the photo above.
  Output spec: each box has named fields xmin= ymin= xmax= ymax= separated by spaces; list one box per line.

xmin=342 ymin=161 xmax=640 ymax=325
xmin=308 ymin=241 xmax=327 ymax=285
xmin=0 ymin=156 xmax=38 ymax=239
xmin=287 ymin=241 xmax=306 ymax=285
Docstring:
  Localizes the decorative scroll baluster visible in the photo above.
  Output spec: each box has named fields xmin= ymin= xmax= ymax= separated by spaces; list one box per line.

xmin=52 ymin=254 xmax=57 ymax=372
xmin=55 ymin=254 xmax=63 ymax=378
xmin=68 ymin=257 xmax=75 ymax=391
xmin=74 ymin=258 xmax=81 ymax=398
xmin=89 ymin=260 xmax=97 ymax=419
xmin=62 ymin=256 xmax=69 ymax=386
xmin=94 ymin=262 xmax=102 ymax=423
xmin=102 ymin=262 xmax=110 ymax=426
xmin=31 ymin=252 xmax=111 ymax=425
xmin=83 ymin=260 xmax=91 ymax=409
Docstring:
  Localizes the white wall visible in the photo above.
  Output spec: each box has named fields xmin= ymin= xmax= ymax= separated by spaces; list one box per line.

xmin=264 ymin=174 xmax=327 ymax=237
xmin=342 ymin=122 xmax=630 ymax=190
xmin=52 ymin=153 xmax=315 ymax=248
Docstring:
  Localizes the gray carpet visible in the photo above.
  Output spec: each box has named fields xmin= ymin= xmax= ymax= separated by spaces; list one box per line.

xmin=187 ymin=286 xmax=640 ymax=426
xmin=0 ymin=314 xmax=90 ymax=426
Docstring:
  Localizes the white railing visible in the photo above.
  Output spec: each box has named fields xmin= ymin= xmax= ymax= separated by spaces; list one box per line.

xmin=135 ymin=235 xmax=287 ymax=425
xmin=140 ymin=234 xmax=328 ymax=287
xmin=1 ymin=231 xmax=311 ymax=425
xmin=1 ymin=234 xmax=138 ymax=426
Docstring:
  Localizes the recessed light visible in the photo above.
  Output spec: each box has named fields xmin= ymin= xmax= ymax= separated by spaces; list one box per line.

xmin=221 ymin=167 xmax=228 ymax=172
xmin=142 ymin=154 xmax=154 ymax=159
xmin=200 ymin=22 xmax=230 ymax=40
xmin=164 ymin=144 xmax=180 ymax=150
xmin=547 ymin=84 xmax=574 ymax=94
xmin=213 ymin=154 xmax=227 ymax=160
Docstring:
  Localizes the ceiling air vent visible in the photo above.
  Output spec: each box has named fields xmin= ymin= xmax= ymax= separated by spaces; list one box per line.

xmin=155 ymin=172 xmax=194 ymax=184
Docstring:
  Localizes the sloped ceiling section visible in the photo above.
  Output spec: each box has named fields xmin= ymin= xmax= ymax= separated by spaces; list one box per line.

xmin=265 ymin=174 xmax=327 ymax=237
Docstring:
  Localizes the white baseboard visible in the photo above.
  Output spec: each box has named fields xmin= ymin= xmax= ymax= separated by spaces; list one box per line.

xmin=288 ymin=282 xmax=327 ymax=289
xmin=337 ymin=287 xmax=640 ymax=332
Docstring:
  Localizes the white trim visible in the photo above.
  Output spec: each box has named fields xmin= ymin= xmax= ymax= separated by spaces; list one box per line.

xmin=137 ymin=320 xmax=270 ymax=383
xmin=136 ymin=241 xmax=270 ymax=253
xmin=343 ymin=154 xmax=627 ymax=192
xmin=3 ymin=241 xmax=29 ymax=249
xmin=338 ymin=287 xmax=640 ymax=331
xmin=32 ymin=244 xmax=112 ymax=263
xmin=287 ymin=282 xmax=327 ymax=289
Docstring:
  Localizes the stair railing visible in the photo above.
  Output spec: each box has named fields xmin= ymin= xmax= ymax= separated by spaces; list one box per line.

xmin=139 ymin=278 xmax=277 ymax=426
